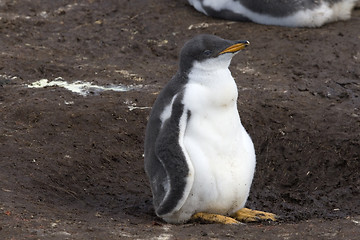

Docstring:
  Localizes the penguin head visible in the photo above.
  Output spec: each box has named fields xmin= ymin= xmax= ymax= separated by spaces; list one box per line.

xmin=179 ymin=34 xmax=249 ymax=73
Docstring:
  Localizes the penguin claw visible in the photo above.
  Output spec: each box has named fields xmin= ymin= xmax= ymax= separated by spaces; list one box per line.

xmin=191 ymin=212 xmax=241 ymax=225
xmin=232 ymin=208 xmax=277 ymax=223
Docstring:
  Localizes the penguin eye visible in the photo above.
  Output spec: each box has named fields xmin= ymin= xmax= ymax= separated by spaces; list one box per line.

xmin=203 ymin=50 xmax=212 ymax=56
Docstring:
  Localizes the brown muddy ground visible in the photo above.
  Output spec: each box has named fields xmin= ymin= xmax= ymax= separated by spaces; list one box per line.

xmin=0 ymin=0 xmax=360 ymax=239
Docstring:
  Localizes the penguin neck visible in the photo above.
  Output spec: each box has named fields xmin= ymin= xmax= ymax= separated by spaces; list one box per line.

xmin=186 ymin=58 xmax=238 ymax=108
xmin=194 ymin=54 xmax=232 ymax=71
xmin=188 ymin=55 xmax=235 ymax=86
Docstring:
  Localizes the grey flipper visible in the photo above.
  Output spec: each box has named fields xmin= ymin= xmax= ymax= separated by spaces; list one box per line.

xmin=145 ymin=88 xmax=193 ymax=217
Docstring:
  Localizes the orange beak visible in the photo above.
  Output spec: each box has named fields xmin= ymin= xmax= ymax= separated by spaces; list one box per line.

xmin=219 ymin=41 xmax=250 ymax=55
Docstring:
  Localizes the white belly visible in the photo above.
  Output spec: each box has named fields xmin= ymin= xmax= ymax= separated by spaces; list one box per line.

xmin=184 ymin=106 xmax=255 ymax=211
xmin=165 ymin=82 xmax=256 ymax=222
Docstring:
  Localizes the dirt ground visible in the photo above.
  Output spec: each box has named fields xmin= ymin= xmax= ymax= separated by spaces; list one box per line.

xmin=0 ymin=0 xmax=359 ymax=239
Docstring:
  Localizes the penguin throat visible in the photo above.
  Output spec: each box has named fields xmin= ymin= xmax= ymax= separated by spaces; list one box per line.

xmin=186 ymin=61 xmax=238 ymax=108
xmin=193 ymin=54 xmax=233 ymax=71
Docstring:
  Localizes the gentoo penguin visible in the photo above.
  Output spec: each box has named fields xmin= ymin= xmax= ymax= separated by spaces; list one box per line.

xmin=144 ymin=34 xmax=276 ymax=224
xmin=188 ymin=0 xmax=357 ymax=27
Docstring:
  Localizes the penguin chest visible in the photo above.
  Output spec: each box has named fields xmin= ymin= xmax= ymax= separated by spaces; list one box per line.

xmin=181 ymin=84 xmax=256 ymax=215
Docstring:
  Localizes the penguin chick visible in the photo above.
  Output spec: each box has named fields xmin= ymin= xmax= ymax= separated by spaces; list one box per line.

xmin=144 ymin=34 xmax=275 ymax=224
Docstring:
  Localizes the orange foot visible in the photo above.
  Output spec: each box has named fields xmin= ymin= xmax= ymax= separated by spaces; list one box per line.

xmin=191 ymin=212 xmax=240 ymax=224
xmin=191 ymin=208 xmax=277 ymax=224
xmin=232 ymin=208 xmax=277 ymax=222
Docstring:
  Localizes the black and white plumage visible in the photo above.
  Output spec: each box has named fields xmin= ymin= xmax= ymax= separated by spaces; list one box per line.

xmin=144 ymin=34 xmax=255 ymax=223
xmin=188 ymin=0 xmax=357 ymax=27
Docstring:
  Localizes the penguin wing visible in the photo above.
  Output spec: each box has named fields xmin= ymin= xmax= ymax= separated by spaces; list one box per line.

xmin=153 ymin=93 xmax=194 ymax=217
